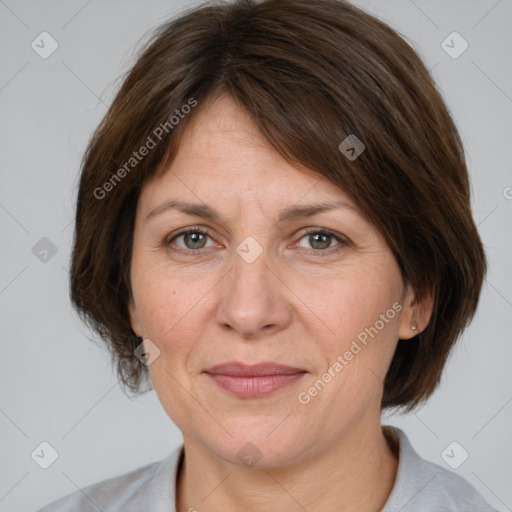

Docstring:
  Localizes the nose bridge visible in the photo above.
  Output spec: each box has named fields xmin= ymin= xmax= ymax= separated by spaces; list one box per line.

xmin=216 ymin=237 xmax=290 ymax=336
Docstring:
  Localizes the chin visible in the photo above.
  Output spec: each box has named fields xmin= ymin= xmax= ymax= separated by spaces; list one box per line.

xmin=200 ymin=418 xmax=310 ymax=469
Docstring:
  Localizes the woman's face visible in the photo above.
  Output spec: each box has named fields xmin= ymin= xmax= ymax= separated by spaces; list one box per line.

xmin=129 ymin=95 xmax=416 ymax=466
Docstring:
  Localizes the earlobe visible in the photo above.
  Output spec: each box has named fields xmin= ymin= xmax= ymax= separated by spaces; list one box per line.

xmin=398 ymin=286 xmax=434 ymax=340
xmin=128 ymin=299 xmax=142 ymax=338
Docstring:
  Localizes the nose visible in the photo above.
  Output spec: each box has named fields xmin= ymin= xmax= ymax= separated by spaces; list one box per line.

xmin=215 ymin=244 xmax=292 ymax=338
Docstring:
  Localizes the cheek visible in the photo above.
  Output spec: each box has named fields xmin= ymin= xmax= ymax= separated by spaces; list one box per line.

xmin=291 ymin=259 xmax=403 ymax=413
xmin=131 ymin=263 xmax=209 ymax=347
xmin=292 ymin=259 xmax=402 ymax=348
xmin=294 ymin=272 xmax=401 ymax=419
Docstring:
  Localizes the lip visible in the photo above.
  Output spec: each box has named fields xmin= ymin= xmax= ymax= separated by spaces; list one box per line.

xmin=204 ymin=362 xmax=307 ymax=398
xmin=205 ymin=362 xmax=306 ymax=376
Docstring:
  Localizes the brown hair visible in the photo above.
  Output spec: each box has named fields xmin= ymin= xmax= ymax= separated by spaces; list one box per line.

xmin=70 ymin=0 xmax=486 ymax=410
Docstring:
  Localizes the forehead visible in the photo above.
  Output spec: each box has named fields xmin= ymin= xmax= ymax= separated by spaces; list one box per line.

xmin=139 ymin=95 xmax=359 ymax=216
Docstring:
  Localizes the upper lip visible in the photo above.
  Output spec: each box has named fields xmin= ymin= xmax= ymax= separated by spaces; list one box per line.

xmin=205 ymin=362 xmax=306 ymax=376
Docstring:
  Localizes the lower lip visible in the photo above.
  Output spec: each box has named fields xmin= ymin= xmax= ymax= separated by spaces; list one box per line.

xmin=206 ymin=372 xmax=306 ymax=398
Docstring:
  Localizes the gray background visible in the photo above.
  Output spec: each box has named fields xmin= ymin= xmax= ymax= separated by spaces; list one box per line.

xmin=0 ymin=0 xmax=511 ymax=511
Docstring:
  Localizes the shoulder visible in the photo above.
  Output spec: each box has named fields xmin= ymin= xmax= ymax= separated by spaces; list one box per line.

xmin=410 ymin=459 xmax=498 ymax=511
xmin=34 ymin=445 xmax=183 ymax=512
xmin=382 ymin=426 xmax=499 ymax=512
xmin=34 ymin=461 xmax=162 ymax=512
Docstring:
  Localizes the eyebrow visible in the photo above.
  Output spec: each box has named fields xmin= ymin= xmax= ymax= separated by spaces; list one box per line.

xmin=144 ymin=199 xmax=357 ymax=224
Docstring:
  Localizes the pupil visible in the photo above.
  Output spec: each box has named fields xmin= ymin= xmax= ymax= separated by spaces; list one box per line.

xmin=312 ymin=233 xmax=330 ymax=249
xmin=187 ymin=232 xmax=205 ymax=248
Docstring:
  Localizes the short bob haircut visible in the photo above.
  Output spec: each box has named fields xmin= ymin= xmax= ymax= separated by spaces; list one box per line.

xmin=70 ymin=0 xmax=486 ymax=411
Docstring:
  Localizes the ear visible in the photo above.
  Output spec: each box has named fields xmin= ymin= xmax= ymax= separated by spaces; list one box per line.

xmin=397 ymin=284 xmax=434 ymax=340
xmin=128 ymin=298 xmax=143 ymax=338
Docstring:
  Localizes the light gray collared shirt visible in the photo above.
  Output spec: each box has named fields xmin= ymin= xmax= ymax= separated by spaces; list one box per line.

xmin=35 ymin=426 xmax=499 ymax=511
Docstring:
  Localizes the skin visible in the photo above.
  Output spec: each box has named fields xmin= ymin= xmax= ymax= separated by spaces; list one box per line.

xmin=129 ymin=94 xmax=433 ymax=512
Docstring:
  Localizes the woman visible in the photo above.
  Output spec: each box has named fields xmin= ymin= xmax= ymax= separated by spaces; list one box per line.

xmin=36 ymin=0 xmax=497 ymax=510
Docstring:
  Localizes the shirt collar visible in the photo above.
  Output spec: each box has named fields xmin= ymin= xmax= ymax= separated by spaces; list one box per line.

xmin=144 ymin=443 xmax=184 ymax=512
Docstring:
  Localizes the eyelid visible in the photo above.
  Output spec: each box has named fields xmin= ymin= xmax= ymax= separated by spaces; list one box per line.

xmin=298 ymin=227 xmax=348 ymax=242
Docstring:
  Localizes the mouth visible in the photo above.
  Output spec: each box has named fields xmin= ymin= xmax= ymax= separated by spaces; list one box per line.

xmin=204 ymin=362 xmax=307 ymax=398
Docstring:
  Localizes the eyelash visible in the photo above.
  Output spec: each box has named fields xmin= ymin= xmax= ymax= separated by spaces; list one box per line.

xmin=164 ymin=226 xmax=349 ymax=257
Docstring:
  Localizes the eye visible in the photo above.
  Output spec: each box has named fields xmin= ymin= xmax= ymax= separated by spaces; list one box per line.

xmin=166 ymin=227 xmax=215 ymax=251
xmin=164 ymin=226 xmax=348 ymax=256
xmin=296 ymin=229 xmax=347 ymax=253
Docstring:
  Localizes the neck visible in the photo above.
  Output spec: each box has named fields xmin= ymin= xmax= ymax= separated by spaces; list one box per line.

xmin=176 ymin=417 xmax=399 ymax=512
